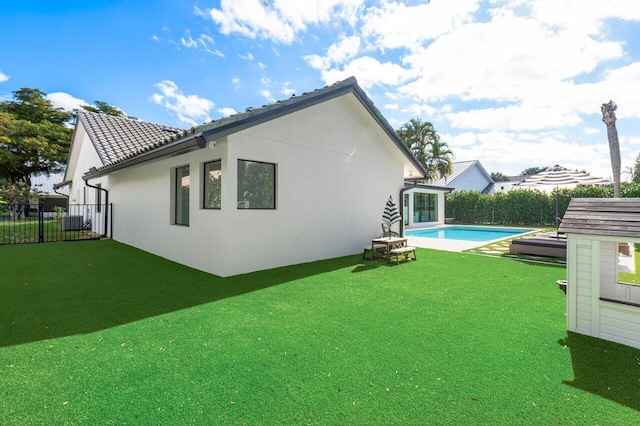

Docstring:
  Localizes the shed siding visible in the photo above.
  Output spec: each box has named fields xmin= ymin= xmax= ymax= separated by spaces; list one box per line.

xmin=573 ymin=240 xmax=593 ymax=334
xmin=599 ymin=302 xmax=640 ymax=349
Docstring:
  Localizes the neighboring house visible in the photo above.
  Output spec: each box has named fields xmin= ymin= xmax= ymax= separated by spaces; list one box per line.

xmin=58 ymin=77 xmax=448 ymax=277
xmin=430 ymin=160 xmax=494 ymax=193
xmin=559 ymin=198 xmax=640 ymax=349
xmin=31 ymin=172 xmax=67 ymax=212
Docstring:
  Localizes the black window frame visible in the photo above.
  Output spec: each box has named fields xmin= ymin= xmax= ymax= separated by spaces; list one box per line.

xmin=237 ymin=159 xmax=276 ymax=210
xmin=203 ymin=160 xmax=222 ymax=210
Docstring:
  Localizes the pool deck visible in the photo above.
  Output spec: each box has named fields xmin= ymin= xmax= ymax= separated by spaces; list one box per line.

xmin=406 ymin=236 xmax=485 ymax=252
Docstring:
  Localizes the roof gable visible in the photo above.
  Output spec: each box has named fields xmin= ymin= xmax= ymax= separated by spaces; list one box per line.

xmin=83 ymin=77 xmax=428 ymax=180
xmin=430 ymin=160 xmax=493 ymax=188
xmin=558 ymin=198 xmax=640 ymax=238
xmin=77 ymin=111 xmax=183 ymax=165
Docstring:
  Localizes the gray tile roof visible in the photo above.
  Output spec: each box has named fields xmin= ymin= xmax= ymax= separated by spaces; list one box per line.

xmin=77 ymin=111 xmax=184 ymax=165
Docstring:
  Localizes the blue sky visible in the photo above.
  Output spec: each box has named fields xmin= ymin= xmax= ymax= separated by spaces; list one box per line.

xmin=1 ymin=0 xmax=639 ymax=180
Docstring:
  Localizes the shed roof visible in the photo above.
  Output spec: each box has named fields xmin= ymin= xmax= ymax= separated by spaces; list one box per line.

xmin=558 ymin=198 xmax=640 ymax=238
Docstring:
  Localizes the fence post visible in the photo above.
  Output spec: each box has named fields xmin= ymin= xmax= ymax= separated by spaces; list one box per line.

xmin=38 ymin=202 xmax=44 ymax=243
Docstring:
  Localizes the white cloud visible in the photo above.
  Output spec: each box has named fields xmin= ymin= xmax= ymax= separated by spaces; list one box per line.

xmin=180 ymin=31 xmax=224 ymax=57
xmin=150 ymin=80 xmax=215 ymax=126
xmin=320 ymin=56 xmax=409 ymax=89
xmin=281 ymin=82 xmax=295 ymax=96
xmin=0 ymin=70 xmax=9 ymax=83
xmin=239 ymin=52 xmax=254 ymax=61
xmin=259 ymin=89 xmax=274 ymax=102
xmin=218 ymin=107 xmax=237 ymax=117
xmin=207 ymin=0 xmax=364 ymax=43
xmin=584 ymin=128 xmax=600 ymax=135
xmin=46 ymin=92 xmax=87 ymax=112
xmin=258 ymin=62 xmax=266 ymax=70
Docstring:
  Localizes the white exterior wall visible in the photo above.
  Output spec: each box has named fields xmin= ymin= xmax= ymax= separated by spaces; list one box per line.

xmin=566 ymin=234 xmax=640 ymax=349
xmin=446 ymin=164 xmax=491 ymax=192
xmin=64 ymin=123 xmax=110 ymax=234
xmin=403 ymin=187 xmax=447 ymax=229
xmin=108 ymin=94 xmax=409 ymax=276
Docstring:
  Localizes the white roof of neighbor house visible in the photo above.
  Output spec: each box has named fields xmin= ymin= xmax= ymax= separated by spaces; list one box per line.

xmin=31 ymin=173 xmax=65 ymax=195
xmin=430 ymin=160 xmax=492 ymax=187
xmin=515 ymin=166 xmax=610 ymax=192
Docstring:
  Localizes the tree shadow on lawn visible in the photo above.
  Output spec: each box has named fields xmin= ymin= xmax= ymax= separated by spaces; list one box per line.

xmin=0 ymin=240 xmax=358 ymax=348
xmin=560 ymin=332 xmax=640 ymax=412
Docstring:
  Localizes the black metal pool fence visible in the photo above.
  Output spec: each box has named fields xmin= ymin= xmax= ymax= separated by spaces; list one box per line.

xmin=449 ymin=208 xmax=560 ymax=226
xmin=0 ymin=203 xmax=112 ymax=245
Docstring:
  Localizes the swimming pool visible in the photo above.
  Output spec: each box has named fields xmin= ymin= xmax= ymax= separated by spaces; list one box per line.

xmin=405 ymin=226 xmax=534 ymax=242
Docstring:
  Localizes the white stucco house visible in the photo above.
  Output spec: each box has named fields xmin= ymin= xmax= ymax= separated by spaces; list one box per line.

xmin=559 ymin=198 xmax=640 ymax=349
xmin=56 ymin=77 xmax=451 ymax=276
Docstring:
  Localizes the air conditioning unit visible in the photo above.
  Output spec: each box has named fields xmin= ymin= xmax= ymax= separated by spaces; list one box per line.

xmin=61 ymin=215 xmax=84 ymax=231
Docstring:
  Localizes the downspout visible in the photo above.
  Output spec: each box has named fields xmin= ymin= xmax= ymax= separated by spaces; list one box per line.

xmin=84 ymin=179 xmax=109 ymax=238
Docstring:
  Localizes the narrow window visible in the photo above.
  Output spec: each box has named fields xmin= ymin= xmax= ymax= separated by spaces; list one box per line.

xmin=175 ymin=165 xmax=190 ymax=225
xmin=203 ymin=160 xmax=222 ymax=209
xmin=237 ymin=160 xmax=276 ymax=209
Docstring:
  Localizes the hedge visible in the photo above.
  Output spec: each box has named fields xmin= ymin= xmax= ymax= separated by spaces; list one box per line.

xmin=445 ymin=183 xmax=640 ymax=226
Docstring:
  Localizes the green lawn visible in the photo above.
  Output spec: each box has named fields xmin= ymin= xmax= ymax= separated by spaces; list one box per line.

xmin=1 ymin=240 xmax=639 ymax=424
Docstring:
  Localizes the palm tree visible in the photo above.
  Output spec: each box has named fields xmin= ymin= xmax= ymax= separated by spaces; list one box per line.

xmin=601 ymin=100 xmax=621 ymax=198
xmin=428 ymin=138 xmax=453 ymax=181
xmin=396 ymin=118 xmax=453 ymax=181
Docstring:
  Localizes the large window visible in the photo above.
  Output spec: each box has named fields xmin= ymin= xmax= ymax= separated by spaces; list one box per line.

xmin=413 ymin=193 xmax=437 ymax=223
xmin=237 ymin=160 xmax=276 ymax=209
xmin=203 ymin=160 xmax=222 ymax=209
xmin=175 ymin=165 xmax=190 ymax=225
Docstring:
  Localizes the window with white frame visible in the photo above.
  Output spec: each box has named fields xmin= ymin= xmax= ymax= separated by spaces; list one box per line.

xmin=237 ymin=159 xmax=276 ymax=209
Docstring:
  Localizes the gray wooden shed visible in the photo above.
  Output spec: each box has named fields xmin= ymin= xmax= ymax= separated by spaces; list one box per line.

xmin=558 ymin=198 xmax=640 ymax=349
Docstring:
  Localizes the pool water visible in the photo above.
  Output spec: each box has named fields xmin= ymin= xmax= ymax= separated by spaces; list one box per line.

xmin=406 ymin=226 xmax=533 ymax=242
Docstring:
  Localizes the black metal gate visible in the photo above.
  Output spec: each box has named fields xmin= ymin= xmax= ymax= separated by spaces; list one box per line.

xmin=0 ymin=203 xmax=112 ymax=245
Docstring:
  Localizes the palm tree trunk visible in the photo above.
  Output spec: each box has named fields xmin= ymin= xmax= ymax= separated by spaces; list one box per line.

xmin=602 ymin=101 xmax=621 ymax=198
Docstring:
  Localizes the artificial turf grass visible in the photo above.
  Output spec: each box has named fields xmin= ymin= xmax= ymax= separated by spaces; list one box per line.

xmin=1 ymin=240 xmax=639 ymax=424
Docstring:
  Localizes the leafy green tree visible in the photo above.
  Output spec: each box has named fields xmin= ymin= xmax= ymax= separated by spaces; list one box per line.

xmin=630 ymin=152 xmax=640 ymax=184
xmin=396 ymin=118 xmax=453 ymax=181
xmin=0 ymin=88 xmax=73 ymax=186
xmin=82 ymin=100 xmax=134 ymax=118
xmin=519 ymin=166 xmax=547 ymax=176
xmin=490 ymin=172 xmax=509 ymax=181
xmin=0 ymin=179 xmax=42 ymax=219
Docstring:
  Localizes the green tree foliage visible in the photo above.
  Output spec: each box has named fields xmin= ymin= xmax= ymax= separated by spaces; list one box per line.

xmin=0 ymin=178 xmax=42 ymax=219
xmin=630 ymin=152 xmax=640 ymax=184
xmin=82 ymin=100 xmax=134 ymax=119
xmin=396 ymin=118 xmax=453 ymax=181
xmin=519 ymin=166 xmax=547 ymax=176
xmin=0 ymin=88 xmax=73 ymax=186
xmin=490 ymin=172 xmax=509 ymax=181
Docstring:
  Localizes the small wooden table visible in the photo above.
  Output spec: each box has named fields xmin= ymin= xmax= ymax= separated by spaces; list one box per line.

xmin=370 ymin=237 xmax=408 ymax=261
